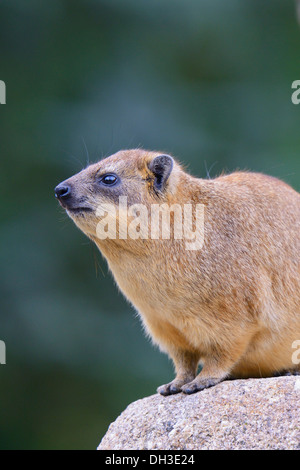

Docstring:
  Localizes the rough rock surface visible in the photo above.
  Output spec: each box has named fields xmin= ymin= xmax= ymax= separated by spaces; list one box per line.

xmin=98 ymin=376 xmax=300 ymax=450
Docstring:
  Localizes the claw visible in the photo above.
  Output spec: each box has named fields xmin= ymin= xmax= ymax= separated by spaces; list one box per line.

xmin=157 ymin=381 xmax=183 ymax=396
xmin=181 ymin=377 xmax=223 ymax=394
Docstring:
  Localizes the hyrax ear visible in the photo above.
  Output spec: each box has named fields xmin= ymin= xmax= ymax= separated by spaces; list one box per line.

xmin=148 ymin=154 xmax=174 ymax=192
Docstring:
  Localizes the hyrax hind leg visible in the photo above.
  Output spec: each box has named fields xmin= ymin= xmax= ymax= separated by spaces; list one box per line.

xmin=157 ymin=349 xmax=200 ymax=396
xmin=181 ymin=339 xmax=252 ymax=394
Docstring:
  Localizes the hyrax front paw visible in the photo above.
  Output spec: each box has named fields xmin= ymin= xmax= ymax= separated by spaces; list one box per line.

xmin=157 ymin=375 xmax=196 ymax=396
xmin=181 ymin=376 xmax=223 ymax=394
xmin=157 ymin=381 xmax=183 ymax=396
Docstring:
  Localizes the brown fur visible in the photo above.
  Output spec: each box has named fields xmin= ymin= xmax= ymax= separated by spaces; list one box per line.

xmin=55 ymin=149 xmax=300 ymax=394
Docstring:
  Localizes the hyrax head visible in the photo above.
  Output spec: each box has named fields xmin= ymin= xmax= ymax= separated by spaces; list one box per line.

xmin=54 ymin=149 xmax=179 ymax=240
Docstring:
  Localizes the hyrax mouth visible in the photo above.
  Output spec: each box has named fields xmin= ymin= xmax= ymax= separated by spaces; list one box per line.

xmin=56 ymin=197 xmax=93 ymax=214
xmin=65 ymin=205 xmax=93 ymax=212
xmin=66 ymin=206 xmax=94 ymax=215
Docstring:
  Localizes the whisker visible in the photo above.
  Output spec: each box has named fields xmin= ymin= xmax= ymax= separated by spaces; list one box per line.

xmin=81 ymin=136 xmax=90 ymax=167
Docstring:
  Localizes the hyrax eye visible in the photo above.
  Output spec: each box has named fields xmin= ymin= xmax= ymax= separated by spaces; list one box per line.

xmin=99 ymin=174 xmax=119 ymax=186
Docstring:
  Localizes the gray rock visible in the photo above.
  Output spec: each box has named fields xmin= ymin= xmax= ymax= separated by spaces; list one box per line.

xmin=98 ymin=376 xmax=300 ymax=450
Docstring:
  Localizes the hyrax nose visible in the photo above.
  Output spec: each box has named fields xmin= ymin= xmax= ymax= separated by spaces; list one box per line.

xmin=54 ymin=183 xmax=71 ymax=199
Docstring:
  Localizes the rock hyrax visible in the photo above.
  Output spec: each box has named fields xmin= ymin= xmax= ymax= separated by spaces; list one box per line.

xmin=55 ymin=149 xmax=300 ymax=395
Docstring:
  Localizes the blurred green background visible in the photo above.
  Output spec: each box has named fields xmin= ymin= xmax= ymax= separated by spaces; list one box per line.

xmin=0 ymin=0 xmax=300 ymax=450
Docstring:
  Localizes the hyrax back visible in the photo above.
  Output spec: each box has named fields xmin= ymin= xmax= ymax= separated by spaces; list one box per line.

xmin=55 ymin=149 xmax=300 ymax=394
